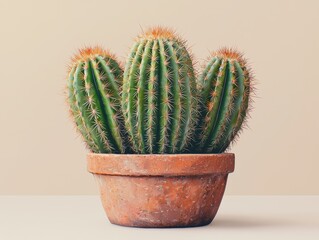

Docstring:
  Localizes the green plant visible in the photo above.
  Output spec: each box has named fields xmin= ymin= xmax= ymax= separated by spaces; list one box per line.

xmin=66 ymin=47 xmax=127 ymax=153
xmin=121 ymin=28 xmax=198 ymax=153
xmin=195 ymin=48 xmax=253 ymax=153
xmin=66 ymin=28 xmax=253 ymax=154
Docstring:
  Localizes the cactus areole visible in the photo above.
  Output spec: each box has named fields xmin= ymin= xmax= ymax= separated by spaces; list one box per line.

xmin=65 ymin=27 xmax=254 ymax=228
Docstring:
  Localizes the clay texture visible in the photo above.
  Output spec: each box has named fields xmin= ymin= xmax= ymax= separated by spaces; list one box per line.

xmin=88 ymin=153 xmax=234 ymax=227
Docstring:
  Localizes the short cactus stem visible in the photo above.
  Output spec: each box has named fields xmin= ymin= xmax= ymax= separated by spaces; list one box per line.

xmin=196 ymin=48 xmax=253 ymax=153
xmin=66 ymin=47 xmax=127 ymax=153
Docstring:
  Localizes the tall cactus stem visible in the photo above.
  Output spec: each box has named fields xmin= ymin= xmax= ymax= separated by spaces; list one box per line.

xmin=122 ymin=27 xmax=197 ymax=154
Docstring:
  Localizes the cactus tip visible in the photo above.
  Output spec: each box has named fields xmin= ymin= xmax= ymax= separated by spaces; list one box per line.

xmin=71 ymin=46 xmax=116 ymax=64
xmin=211 ymin=47 xmax=245 ymax=64
xmin=137 ymin=26 xmax=177 ymax=40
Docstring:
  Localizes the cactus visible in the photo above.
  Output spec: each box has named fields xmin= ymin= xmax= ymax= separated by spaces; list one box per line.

xmin=122 ymin=27 xmax=198 ymax=154
xmin=66 ymin=47 xmax=127 ymax=153
xmin=65 ymin=30 xmax=254 ymax=155
xmin=196 ymin=48 xmax=253 ymax=153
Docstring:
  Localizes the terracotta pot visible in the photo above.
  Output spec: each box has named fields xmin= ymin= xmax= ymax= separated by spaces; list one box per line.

xmin=87 ymin=153 xmax=235 ymax=228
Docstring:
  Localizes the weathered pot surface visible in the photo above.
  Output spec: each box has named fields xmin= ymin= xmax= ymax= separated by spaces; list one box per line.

xmin=87 ymin=153 xmax=235 ymax=228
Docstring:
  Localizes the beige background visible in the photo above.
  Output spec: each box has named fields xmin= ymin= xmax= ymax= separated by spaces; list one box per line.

xmin=0 ymin=0 xmax=318 ymax=195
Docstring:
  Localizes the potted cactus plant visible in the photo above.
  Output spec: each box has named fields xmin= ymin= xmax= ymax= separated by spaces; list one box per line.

xmin=66 ymin=27 xmax=253 ymax=228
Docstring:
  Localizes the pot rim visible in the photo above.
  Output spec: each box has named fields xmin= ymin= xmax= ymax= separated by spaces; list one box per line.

xmin=87 ymin=153 xmax=235 ymax=177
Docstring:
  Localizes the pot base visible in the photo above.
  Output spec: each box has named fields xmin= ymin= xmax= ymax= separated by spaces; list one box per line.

xmin=110 ymin=219 xmax=213 ymax=228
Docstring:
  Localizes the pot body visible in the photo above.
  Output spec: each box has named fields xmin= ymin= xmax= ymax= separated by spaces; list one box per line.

xmin=87 ymin=154 xmax=234 ymax=228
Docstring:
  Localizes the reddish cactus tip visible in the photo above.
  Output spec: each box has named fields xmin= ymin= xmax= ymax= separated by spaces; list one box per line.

xmin=71 ymin=46 xmax=116 ymax=64
xmin=211 ymin=47 xmax=246 ymax=65
xmin=138 ymin=26 xmax=178 ymax=40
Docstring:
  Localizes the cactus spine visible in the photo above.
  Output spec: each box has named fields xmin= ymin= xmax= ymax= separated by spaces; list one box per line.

xmin=67 ymin=47 xmax=126 ymax=153
xmin=122 ymin=28 xmax=197 ymax=153
xmin=196 ymin=48 xmax=252 ymax=153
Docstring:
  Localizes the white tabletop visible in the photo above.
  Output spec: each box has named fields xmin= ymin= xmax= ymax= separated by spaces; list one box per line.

xmin=1 ymin=196 xmax=318 ymax=240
